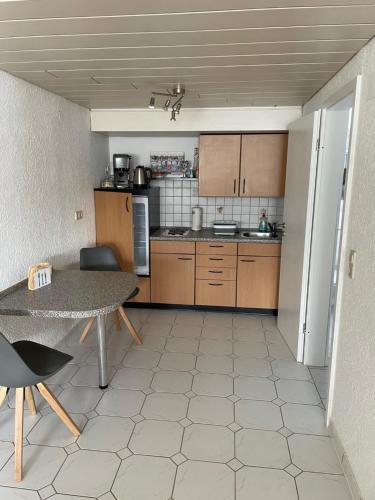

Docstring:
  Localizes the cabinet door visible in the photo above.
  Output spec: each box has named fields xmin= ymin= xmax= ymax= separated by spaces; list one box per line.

xmin=240 ymin=134 xmax=288 ymax=197
xmin=237 ymin=256 xmax=280 ymax=309
xmin=95 ymin=191 xmax=134 ymax=271
xmin=199 ymin=135 xmax=241 ymax=196
xmin=151 ymin=253 xmax=195 ymax=304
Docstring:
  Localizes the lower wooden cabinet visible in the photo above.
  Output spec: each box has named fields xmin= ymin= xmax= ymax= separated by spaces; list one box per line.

xmin=151 ymin=253 xmax=195 ymax=305
xmin=129 ymin=277 xmax=150 ymax=303
xmin=237 ymin=256 xmax=280 ymax=309
xmin=196 ymin=279 xmax=236 ymax=307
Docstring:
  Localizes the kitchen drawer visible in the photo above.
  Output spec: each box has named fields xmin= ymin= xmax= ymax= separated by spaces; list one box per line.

xmin=238 ymin=242 xmax=281 ymax=257
xmin=196 ymin=267 xmax=236 ymax=281
xmin=196 ymin=279 xmax=236 ymax=307
xmin=196 ymin=242 xmax=237 ymax=256
xmin=196 ymin=254 xmax=237 ymax=268
xmin=151 ymin=240 xmax=195 ymax=254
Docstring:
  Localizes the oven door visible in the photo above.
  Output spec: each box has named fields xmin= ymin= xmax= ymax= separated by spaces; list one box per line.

xmin=132 ymin=195 xmax=149 ymax=276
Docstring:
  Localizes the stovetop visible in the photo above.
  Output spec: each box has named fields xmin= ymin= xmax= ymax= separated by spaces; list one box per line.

xmin=162 ymin=228 xmax=191 ymax=237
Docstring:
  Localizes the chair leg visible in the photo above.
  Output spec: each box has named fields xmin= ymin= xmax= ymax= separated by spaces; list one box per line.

xmin=113 ymin=310 xmax=121 ymax=332
xmin=25 ymin=387 xmax=36 ymax=416
xmin=36 ymin=383 xmax=80 ymax=437
xmin=0 ymin=386 xmax=9 ymax=408
xmin=79 ymin=317 xmax=95 ymax=343
xmin=15 ymin=388 xmax=24 ymax=482
xmin=118 ymin=306 xmax=142 ymax=345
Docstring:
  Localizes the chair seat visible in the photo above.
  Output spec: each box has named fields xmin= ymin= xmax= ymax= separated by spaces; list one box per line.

xmin=12 ymin=341 xmax=72 ymax=381
xmin=126 ymin=287 xmax=139 ymax=301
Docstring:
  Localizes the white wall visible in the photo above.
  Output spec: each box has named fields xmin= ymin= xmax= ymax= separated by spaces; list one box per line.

xmin=92 ymin=106 xmax=301 ymax=133
xmin=304 ymin=39 xmax=375 ymax=500
xmin=0 ymin=70 xmax=109 ymax=346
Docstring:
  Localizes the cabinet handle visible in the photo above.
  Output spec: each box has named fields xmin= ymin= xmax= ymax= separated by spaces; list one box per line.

xmin=209 ymin=270 xmax=223 ymax=274
xmin=208 ymin=283 xmax=224 ymax=286
xmin=240 ymin=259 xmax=256 ymax=262
xmin=125 ymin=196 xmax=129 ymax=213
xmin=178 ymin=257 xmax=193 ymax=261
xmin=209 ymin=257 xmax=224 ymax=261
xmin=242 ymin=178 xmax=246 ymax=194
xmin=233 ymin=179 xmax=237 ymax=194
xmin=209 ymin=245 xmax=224 ymax=248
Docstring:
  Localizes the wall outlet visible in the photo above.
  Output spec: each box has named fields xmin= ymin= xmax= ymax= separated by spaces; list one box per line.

xmin=75 ymin=210 xmax=83 ymax=221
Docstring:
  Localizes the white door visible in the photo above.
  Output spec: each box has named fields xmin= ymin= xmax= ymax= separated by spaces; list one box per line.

xmin=277 ymin=111 xmax=321 ymax=361
xmin=304 ymin=95 xmax=353 ymax=366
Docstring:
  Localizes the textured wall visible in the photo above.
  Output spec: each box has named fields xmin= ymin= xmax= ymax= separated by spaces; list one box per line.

xmin=304 ymin=39 xmax=375 ymax=500
xmin=0 ymin=70 xmax=109 ymax=346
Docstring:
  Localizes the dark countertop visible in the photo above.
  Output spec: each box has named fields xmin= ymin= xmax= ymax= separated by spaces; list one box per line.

xmin=0 ymin=270 xmax=138 ymax=319
xmin=150 ymin=227 xmax=282 ymax=244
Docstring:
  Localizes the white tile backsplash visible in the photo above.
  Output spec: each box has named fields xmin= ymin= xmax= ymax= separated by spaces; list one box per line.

xmin=151 ymin=179 xmax=284 ymax=228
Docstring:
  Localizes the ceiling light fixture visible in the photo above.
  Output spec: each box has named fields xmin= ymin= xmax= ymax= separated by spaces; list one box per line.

xmin=148 ymin=85 xmax=185 ymax=121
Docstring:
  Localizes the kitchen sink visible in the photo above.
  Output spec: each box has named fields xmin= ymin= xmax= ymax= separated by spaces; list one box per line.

xmin=240 ymin=231 xmax=273 ymax=239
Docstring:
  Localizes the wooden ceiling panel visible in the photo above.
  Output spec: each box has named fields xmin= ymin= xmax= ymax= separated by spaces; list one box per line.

xmin=0 ymin=1 xmax=373 ymax=109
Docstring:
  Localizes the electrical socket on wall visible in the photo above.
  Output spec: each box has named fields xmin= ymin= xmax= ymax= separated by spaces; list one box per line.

xmin=74 ymin=210 xmax=83 ymax=221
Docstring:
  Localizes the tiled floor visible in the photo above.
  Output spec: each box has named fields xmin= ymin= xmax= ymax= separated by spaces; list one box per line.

xmin=0 ymin=309 xmax=352 ymax=500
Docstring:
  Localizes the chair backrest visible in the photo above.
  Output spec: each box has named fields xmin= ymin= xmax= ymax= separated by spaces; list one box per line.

xmin=0 ymin=332 xmax=36 ymax=388
xmin=80 ymin=246 xmax=121 ymax=272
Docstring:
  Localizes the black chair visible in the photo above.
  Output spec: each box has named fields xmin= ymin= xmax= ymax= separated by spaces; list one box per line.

xmin=79 ymin=246 xmax=142 ymax=345
xmin=0 ymin=333 xmax=80 ymax=482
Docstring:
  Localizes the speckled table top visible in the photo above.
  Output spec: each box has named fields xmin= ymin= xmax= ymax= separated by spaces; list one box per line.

xmin=150 ymin=227 xmax=282 ymax=244
xmin=0 ymin=270 xmax=138 ymax=319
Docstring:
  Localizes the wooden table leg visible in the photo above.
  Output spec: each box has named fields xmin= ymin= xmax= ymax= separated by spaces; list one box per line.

xmin=79 ymin=317 xmax=95 ymax=343
xmin=25 ymin=387 xmax=36 ymax=416
xmin=36 ymin=383 xmax=80 ymax=437
xmin=0 ymin=386 xmax=9 ymax=408
xmin=118 ymin=306 xmax=142 ymax=345
xmin=15 ymin=388 xmax=24 ymax=482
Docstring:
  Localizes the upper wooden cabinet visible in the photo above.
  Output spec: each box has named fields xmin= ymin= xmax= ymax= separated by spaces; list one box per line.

xmin=198 ymin=133 xmax=288 ymax=197
xmin=94 ymin=191 xmax=134 ymax=272
xmin=240 ymin=134 xmax=288 ymax=197
xmin=198 ymin=134 xmax=241 ymax=196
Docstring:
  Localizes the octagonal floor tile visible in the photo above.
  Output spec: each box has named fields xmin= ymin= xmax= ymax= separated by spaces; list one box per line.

xmin=233 ymin=341 xmax=268 ymax=359
xmin=140 ymin=322 xmax=172 ymax=337
xmin=141 ymin=393 xmax=188 ymax=421
xmin=173 ymin=460 xmax=234 ymax=500
xmin=165 ymin=337 xmax=199 ymax=353
xmin=77 ymin=416 xmax=134 ymax=452
xmin=0 ymin=445 xmax=66 ymax=490
xmin=234 ymin=376 xmax=276 ymax=401
xmin=123 ymin=350 xmax=161 ymax=370
xmin=237 ymin=466 xmax=298 ymax=500
xmin=201 ymin=325 xmax=233 ymax=340
xmin=233 ymin=327 xmax=265 ymax=343
xmin=96 ymin=389 xmax=144 ymax=417
xmin=58 ymin=387 xmax=103 ymax=414
xmin=129 ymin=419 xmax=182 ymax=457
xmin=235 ymin=400 xmax=283 ymax=430
xmin=111 ymin=367 xmax=153 ymax=390
xmin=158 ymin=352 xmax=196 ymax=371
xmin=199 ymin=339 xmax=232 ymax=356
xmin=49 ymin=495 xmax=89 ymax=500
xmin=0 ymin=441 xmax=14 ymax=469
xmin=288 ymin=434 xmax=342 ymax=474
xmin=268 ymin=343 xmax=294 ymax=360
xmin=192 ymin=373 xmax=233 ymax=397
xmin=27 ymin=413 xmax=87 ymax=447
xmin=112 ymin=455 xmax=175 ymax=500
xmin=0 ymin=487 xmax=40 ymax=499
xmin=151 ymin=370 xmax=192 ymax=393
xmin=188 ymin=395 xmax=234 ymax=426
xmin=70 ymin=365 xmax=115 ymax=387
xmin=54 ymin=450 xmax=120 ymax=497
xmin=271 ymin=360 xmax=311 ymax=381
xmin=281 ymin=403 xmax=328 ymax=435
xmin=276 ymin=380 xmax=320 ymax=405
xmin=182 ymin=424 xmax=234 ymax=462
xmin=0 ymin=408 xmax=40 ymax=442
xmin=196 ymin=354 xmax=233 ymax=374
xmin=296 ymin=472 xmax=352 ymax=500
xmin=170 ymin=324 xmax=202 ymax=339
xmin=236 ymin=429 xmax=290 ymax=468
xmin=234 ymin=357 xmax=272 ymax=377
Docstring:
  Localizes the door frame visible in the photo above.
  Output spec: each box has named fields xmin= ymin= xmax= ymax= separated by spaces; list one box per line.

xmin=308 ymin=76 xmax=362 ymax=424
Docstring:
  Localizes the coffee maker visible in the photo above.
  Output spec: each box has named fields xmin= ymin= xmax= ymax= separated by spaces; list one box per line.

xmin=113 ymin=154 xmax=131 ymax=188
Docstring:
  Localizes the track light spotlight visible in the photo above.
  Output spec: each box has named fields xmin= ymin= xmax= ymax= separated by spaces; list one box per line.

xmin=164 ymin=97 xmax=171 ymax=110
xmin=170 ymin=110 xmax=176 ymax=121
xmin=148 ymin=96 xmax=155 ymax=109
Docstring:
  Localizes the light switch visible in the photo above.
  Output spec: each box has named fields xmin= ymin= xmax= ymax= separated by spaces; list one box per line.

xmin=349 ymin=250 xmax=356 ymax=279
xmin=75 ymin=210 xmax=83 ymax=221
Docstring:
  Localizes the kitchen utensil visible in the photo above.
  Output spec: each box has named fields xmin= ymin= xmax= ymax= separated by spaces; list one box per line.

xmin=192 ymin=206 xmax=203 ymax=231
xmin=133 ymin=165 xmax=151 ymax=187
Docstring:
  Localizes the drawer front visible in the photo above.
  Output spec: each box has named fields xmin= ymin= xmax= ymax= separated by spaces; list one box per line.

xmin=196 ymin=280 xmax=236 ymax=307
xmin=237 ymin=256 xmax=280 ymax=309
xmin=196 ymin=242 xmax=237 ymax=255
xmin=238 ymin=242 xmax=281 ymax=257
xmin=196 ymin=267 xmax=236 ymax=281
xmin=196 ymin=254 xmax=237 ymax=268
xmin=151 ymin=240 xmax=195 ymax=254
xmin=151 ymin=253 xmax=195 ymax=305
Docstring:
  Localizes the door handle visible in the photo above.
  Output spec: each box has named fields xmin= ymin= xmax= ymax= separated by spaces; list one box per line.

xmin=209 ymin=283 xmax=224 ymax=286
xmin=209 ymin=270 xmax=223 ymax=274
xmin=242 ymin=178 xmax=246 ymax=194
xmin=209 ymin=245 xmax=224 ymax=248
xmin=125 ymin=196 xmax=129 ymax=213
xmin=240 ymin=259 xmax=256 ymax=263
xmin=178 ymin=257 xmax=193 ymax=261
xmin=209 ymin=258 xmax=224 ymax=261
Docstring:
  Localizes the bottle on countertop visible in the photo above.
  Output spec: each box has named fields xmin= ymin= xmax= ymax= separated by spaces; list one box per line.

xmin=258 ymin=209 xmax=269 ymax=232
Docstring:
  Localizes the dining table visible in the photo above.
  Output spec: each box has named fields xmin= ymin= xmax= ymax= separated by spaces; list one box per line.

xmin=0 ymin=270 xmax=138 ymax=389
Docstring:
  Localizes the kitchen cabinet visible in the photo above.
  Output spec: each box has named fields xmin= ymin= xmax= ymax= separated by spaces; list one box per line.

xmin=198 ymin=135 xmax=241 ymax=196
xmin=151 ymin=241 xmax=195 ymax=305
xmin=198 ymin=133 xmax=288 ymax=197
xmin=95 ymin=191 xmax=134 ymax=272
xmin=237 ymin=243 xmax=281 ymax=309
xmin=128 ymin=277 xmax=150 ymax=303
xmin=240 ymin=134 xmax=288 ymax=197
